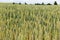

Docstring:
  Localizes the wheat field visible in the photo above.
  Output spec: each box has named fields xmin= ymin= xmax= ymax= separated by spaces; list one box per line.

xmin=0 ymin=4 xmax=60 ymax=40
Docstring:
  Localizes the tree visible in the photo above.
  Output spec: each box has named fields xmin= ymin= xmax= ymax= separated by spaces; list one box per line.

xmin=41 ymin=2 xmax=44 ymax=5
xmin=54 ymin=1 xmax=57 ymax=5
xmin=13 ymin=2 xmax=15 ymax=4
xmin=19 ymin=3 xmax=21 ymax=5
xmin=25 ymin=2 xmax=27 ymax=5
xmin=47 ymin=3 xmax=52 ymax=5
xmin=35 ymin=3 xmax=41 ymax=5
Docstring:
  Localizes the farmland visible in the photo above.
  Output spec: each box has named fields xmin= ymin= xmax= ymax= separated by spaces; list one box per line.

xmin=0 ymin=4 xmax=60 ymax=40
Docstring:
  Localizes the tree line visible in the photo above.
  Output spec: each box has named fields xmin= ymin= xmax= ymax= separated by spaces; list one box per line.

xmin=35 ymin=1 xmax=57 ymax=5
xmin=13 ymin=1 xmax=58 ymax=5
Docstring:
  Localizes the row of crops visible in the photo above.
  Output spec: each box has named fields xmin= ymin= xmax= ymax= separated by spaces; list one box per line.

xmin=0 ymin=4 xmax=60 ymax=40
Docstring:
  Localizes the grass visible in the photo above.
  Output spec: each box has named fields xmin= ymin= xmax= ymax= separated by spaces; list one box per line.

xmin=0 ymin=4 xmax=60 ymax=40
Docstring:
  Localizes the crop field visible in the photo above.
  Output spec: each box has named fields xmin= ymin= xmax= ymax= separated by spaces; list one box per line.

xmin=0 ymin=4 xmax=60 ymax=40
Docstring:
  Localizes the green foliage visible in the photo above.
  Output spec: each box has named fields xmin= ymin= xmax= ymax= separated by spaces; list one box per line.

xmin=19 ymin=3 xmax=21 ymax=5
xmin=25 ymin=2 xmax=27 ymax=5
xmin=35 ymin=3 xmax=41 ymax=5
xmin=13 ymin=2 xmax=15 ymax=4
xmin=47 ymin=3 xmax=52 ymax=5
xmin=41 ymin=2 xmax=44 ymax=5
xmin=54 ymin=1 xmax=58 ymax=5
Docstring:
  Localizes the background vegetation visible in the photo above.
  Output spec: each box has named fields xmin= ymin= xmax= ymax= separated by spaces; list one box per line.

xmin=14 ymin=1 xmax=58 ymax=5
